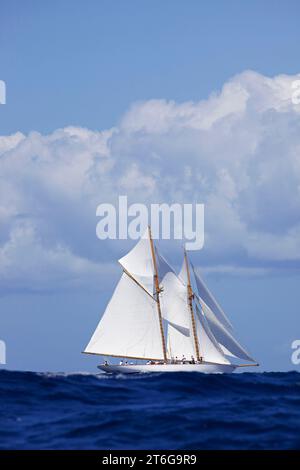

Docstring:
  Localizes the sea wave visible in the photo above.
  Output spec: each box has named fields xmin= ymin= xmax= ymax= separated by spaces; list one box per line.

xmin=0 ymin=370 xmax=299 ymax=449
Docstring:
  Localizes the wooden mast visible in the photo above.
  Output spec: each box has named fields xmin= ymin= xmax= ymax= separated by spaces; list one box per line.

xmin=148 ymin=225 xmax=167 ymax=363
xmin=184 ymin=248 xmax=202 ymax=362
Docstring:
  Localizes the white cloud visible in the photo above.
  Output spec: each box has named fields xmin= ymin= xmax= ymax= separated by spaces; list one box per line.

xmin=1 ymin=70 xmax=300 ymax=290
xmin=0 ymin=220 xmax=116 ymax=292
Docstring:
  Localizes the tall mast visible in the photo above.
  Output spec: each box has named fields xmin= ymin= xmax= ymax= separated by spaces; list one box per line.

xmin=148 ymin=225 xmax=167 ymax=363
xmin=184 ymin=248 xmax=201 ymax=362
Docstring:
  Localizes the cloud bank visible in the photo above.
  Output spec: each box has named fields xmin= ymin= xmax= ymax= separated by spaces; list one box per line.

xmin=1 ymin=70 xmax=300 ymax=291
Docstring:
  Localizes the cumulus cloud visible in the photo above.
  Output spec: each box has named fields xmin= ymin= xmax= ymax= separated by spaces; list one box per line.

xmin=1 ymin=70 xmax=300 ymax=291
xmin=0 ymin=220 xmax=117 ymax=293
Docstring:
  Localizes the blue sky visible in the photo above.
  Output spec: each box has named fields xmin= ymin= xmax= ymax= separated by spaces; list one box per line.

xmin=1 ymin=0 xmax=300 ymax=135
xmin=1 ymin=1 xmax=300 ymax=372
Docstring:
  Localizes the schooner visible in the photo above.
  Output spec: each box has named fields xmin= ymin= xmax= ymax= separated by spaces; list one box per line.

xmin=83 ymin=227 xmax=258 ymax=373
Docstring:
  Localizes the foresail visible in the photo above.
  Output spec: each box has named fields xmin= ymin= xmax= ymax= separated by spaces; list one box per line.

xmin=199 ymin=299 xmax=255 ymax=363
xmin=195 ymin=305 xmax=230 ymax=365
xmin=84 ymin=272 xmax=164 ymax=360
xmin=118 ymin=229 xmax=154 ymax=296
xmin=192 ymin=265 xmax=233 ymax=331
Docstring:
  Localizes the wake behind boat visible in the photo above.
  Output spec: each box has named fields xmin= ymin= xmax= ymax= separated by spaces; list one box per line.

xmin=83 ymin=227 xmax=258 ymax=374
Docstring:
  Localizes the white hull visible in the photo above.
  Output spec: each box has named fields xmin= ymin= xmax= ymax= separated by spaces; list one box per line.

xmin=98 ymin=362 xmax=237 ymax=374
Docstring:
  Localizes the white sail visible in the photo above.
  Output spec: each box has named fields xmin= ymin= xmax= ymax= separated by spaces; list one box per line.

xmin=192 ymin=265 xmax=233 ymax=331
xmin=195 ymin=305 xmax=231 ymax=365
xmin=118 ymin=229 xmax=154 ymax=296
xmin=166 ymin=323 xmax=194 ymax=360
xmin=160 ymin=272 xmax=195 ymax=360
xmin=84 ymin=272 xmax=164 ymax=360
xmin=199 ymin=298 xmax=255 ymax=362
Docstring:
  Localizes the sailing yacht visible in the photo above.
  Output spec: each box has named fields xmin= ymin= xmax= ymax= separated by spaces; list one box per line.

xmin=83 ymin=227 xmax=258 ymax=373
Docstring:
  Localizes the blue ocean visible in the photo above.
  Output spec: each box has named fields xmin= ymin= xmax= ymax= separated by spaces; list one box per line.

xmin=0 ymin=370 xmax=299 ymax=450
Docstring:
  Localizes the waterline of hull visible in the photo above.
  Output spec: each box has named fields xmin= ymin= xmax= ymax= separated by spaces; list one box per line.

xmin=98 ymin=363 xmax=237 ymax=374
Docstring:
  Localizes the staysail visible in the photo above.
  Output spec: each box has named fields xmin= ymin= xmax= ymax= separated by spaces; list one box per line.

xmin=160 ymin=271 xmax=195 ymax=359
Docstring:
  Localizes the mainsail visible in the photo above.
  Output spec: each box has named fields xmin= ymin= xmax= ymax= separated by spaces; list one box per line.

xmin=171 ymin=252 xmax=255 ymax=364
xmin=188 ymin=258 xmax=256 ymax=363
xmin=198 ymin=298 xmax=255 ymax=362
xmin=85 ymin=227 xmax=168 ymax=361
xmin=84 ymin=272 xmax=164 ymax=360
